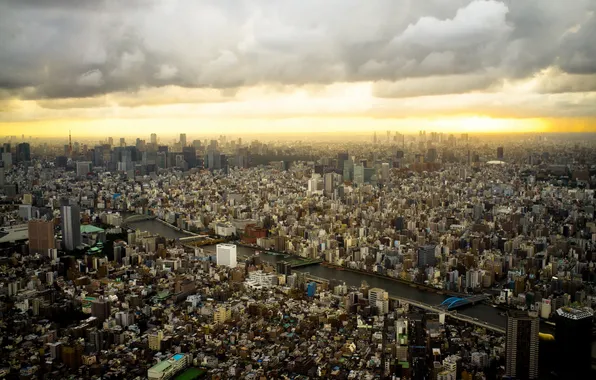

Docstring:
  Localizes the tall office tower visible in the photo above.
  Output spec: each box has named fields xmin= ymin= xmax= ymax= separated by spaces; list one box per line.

xmin=555 ymin=307 xmax=593 ymax=378
xmin=207 ymin=150 xmax=222 ymax=171
xmin=16 ymin=143 xmax=31 ymax=162
xmin=150 ymin=133 xmax=157 ymax=145
xmin=108 ymin=137 xmax=113 ymax=147
xmin=216 ymin=244 xmax=237 ymax=268
xmin=343 ymin=157 xmax=354 ymax=181
xmin=179 ymin=133 xmax=187 ymax=147
xmin=91 ymin=296 xmax=110 ymax=322
xmin=368 ymin=288 xmax=389 ymax=314
xmin=497 ymin=146 xmax=504 ymax=160
xmin=28 ymin=219 xmax=55 ymax=254
xmin=156 ymin=152 xmax=167 ymax=169
xmin=61 ymin=200 xmax=81 ymax=251
xmin=119 ymin=137 xmax=125 ymax=147
xmin=426 ymin=147 xmax=437 ymax=163
xmin=353 ymin=164 xmax=365 ymax=185
xmin=324 ymin=172 xmax=336 ymax=195
xmin=505 ymin=310 xmax=539 ymax=380
xmin=417 ymin=245 xmax=436 ymax=268
xmin=337 ymin=152 xmax=348 ymax=172
xmin=1 ymin=152 xmax=11 ymax=170
xmin=0 ymin=166 xmax=4 ymax=186
xmin=381 ymin=162 xmax=390 ymax=182
xmin=182 ymin=146 xmax=197 ymax=168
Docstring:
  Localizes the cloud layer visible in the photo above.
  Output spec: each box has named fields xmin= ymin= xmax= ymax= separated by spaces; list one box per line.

xmin=0 ymin=0 xmax=595 ymax=122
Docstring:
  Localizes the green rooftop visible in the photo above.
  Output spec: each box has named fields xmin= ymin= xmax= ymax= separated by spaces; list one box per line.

xmin=149 ymin=360 xmax=171 ymax=373
xmin=80 ymin=225 xmax=105 ymax=234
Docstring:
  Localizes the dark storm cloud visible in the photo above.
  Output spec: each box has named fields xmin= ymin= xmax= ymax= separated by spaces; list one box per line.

xmin=0 ymin=0 xmax=595 ymax=101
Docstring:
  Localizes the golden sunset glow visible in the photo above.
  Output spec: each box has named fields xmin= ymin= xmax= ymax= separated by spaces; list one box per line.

xmin=1 ymin=1 xmax=595 ymax=137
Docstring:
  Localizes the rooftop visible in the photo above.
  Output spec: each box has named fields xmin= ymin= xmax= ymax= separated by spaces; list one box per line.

xmin=149 ymin=360 xmax=171 ymax=373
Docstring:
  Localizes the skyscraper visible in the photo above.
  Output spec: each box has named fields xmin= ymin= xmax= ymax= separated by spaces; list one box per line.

xmin=497 ymin=146 xmax=504 ymax=160
xmin=505 ymin=310 xmax=539 ymax=380
xmin=91 ymin=296 xmax=110 ymax=322
xmin=180 ymin=133 xmax=187 ymax=147
xmin=554 ymin=307 xmax=593 ymax=378
xmin=417 ymin=245 xmax=436 ymax=268
xmin=28 ymin=219 xmax=55 ymax=254
xmin=16 ymin=142 xmax=30 ymax=162
xmin=61 ymin=201 xmax=81 ymax=251
xmin=150 ymin=133 xmax=157 ymax=145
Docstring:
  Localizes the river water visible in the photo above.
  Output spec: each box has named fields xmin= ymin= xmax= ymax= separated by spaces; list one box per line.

xmin=128 ymin=217 xmax=507 ymax=327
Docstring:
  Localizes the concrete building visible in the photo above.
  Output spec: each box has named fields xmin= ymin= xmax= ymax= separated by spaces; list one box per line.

xmin=213 ymin=306 xmax=231 ymax=324
xmin=28 ymin=219 xmax=55 ymax=254
xmin=369 ymin=288 xmax=389 ymax=315
xmin=554 ymin=307 xmax=593 ymax=378
xmin=148 ymin=330 xmax=164 ymax=351
xmin=505 ymin=310 xmax=539 ymax=379
xmin=76 ymin=161 xmax=92 ymax=177
xmin=216 ymin=243 xmax=237 ymax=268
xmin=61 ymin=201 xmax=81 ymax=251
xmin=148 ymin=354 xmax=190 ymax=380
xmin=417 ymin=245 xmax=436 ymax=268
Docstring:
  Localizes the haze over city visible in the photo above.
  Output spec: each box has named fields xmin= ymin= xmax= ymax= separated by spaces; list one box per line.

xmin=1 ymin=1 xmax=596 ymax=380
xmin=1 ymin=0 xmax=596 ymax=137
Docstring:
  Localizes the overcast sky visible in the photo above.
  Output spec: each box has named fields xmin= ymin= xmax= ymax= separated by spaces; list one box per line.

xmin=1 ymin=0 xmax=595 ymax=136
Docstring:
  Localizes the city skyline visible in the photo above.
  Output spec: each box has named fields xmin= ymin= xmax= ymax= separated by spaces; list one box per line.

xmin=1 ymin=1 xmax=596 ymax=136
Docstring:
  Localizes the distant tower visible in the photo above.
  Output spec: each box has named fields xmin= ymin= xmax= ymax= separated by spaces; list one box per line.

xmin=68 ymin=130 xmax=73 ymax=157
xmin=497 ymin=146 xmax=504 ymax=160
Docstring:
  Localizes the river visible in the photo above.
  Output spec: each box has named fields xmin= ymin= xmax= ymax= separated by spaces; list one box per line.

xmin=127 ymin=217 xmax=507 ymax=327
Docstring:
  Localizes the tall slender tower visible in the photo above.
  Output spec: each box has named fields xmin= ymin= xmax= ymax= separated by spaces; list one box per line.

xmin=68 ymin=130 xmax=73 ymax=157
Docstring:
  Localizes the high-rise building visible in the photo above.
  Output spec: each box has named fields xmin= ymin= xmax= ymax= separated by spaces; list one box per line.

xmin=555 ymin=307 xmax=593 ymax=378
xmin=16 ymin=142 xmax=30 ymax=162
xmin=76 ymin=161 xmax=92 ymax=177
xmin=91 ymin=296 xmax=110 ymax=322
xmin=369 ymin=288 xmax=389 ymax=314
xmin=381 ymin=162 xmax=390 ymax=182
xmin=324 ymin=172 xmax=336 ymax=195
xmin=0 ymin=166 xmax=4 ymax=186
xmin=150 ymin=133 xmax=157 ymax=145
xmin=497 ymin=146 xmax=504 ymax=160
xmin=28 ymin=219 xmax=55 ymax=254
xmin=182 ymin=146 xmax=197 ymax=168
xmin=505 ymin=310 xmax=539 ymax=380
xmin=148 ymin=330 xmax=163 ymax=351
xmin=417 ymin=245 xmax=436 ymax=268
xmin=179 ymin=133 xmax=187 ymax=147
xmin=353 ymin=164 xmax=365 ymax=185
xmin=61 ymin=201 xmax=81 ymax=251
xmin=216 ymin=244 xmax=237 ymax=268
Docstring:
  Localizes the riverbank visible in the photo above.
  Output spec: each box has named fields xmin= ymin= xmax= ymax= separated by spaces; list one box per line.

xmin=321 ymin=262 xmax=468 ymax=298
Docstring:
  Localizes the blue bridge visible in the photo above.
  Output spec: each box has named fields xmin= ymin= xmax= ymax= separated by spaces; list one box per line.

xmin=437 ymin=294 xmax=490 ymax=310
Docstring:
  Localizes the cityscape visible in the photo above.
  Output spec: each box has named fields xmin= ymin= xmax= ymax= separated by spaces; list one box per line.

xmin=1 ymin=1 xmax=596 ymax=380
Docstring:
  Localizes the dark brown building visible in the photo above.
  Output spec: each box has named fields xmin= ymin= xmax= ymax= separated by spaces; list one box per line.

xmin=28 ymin=219 xmax=55 ymax=254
